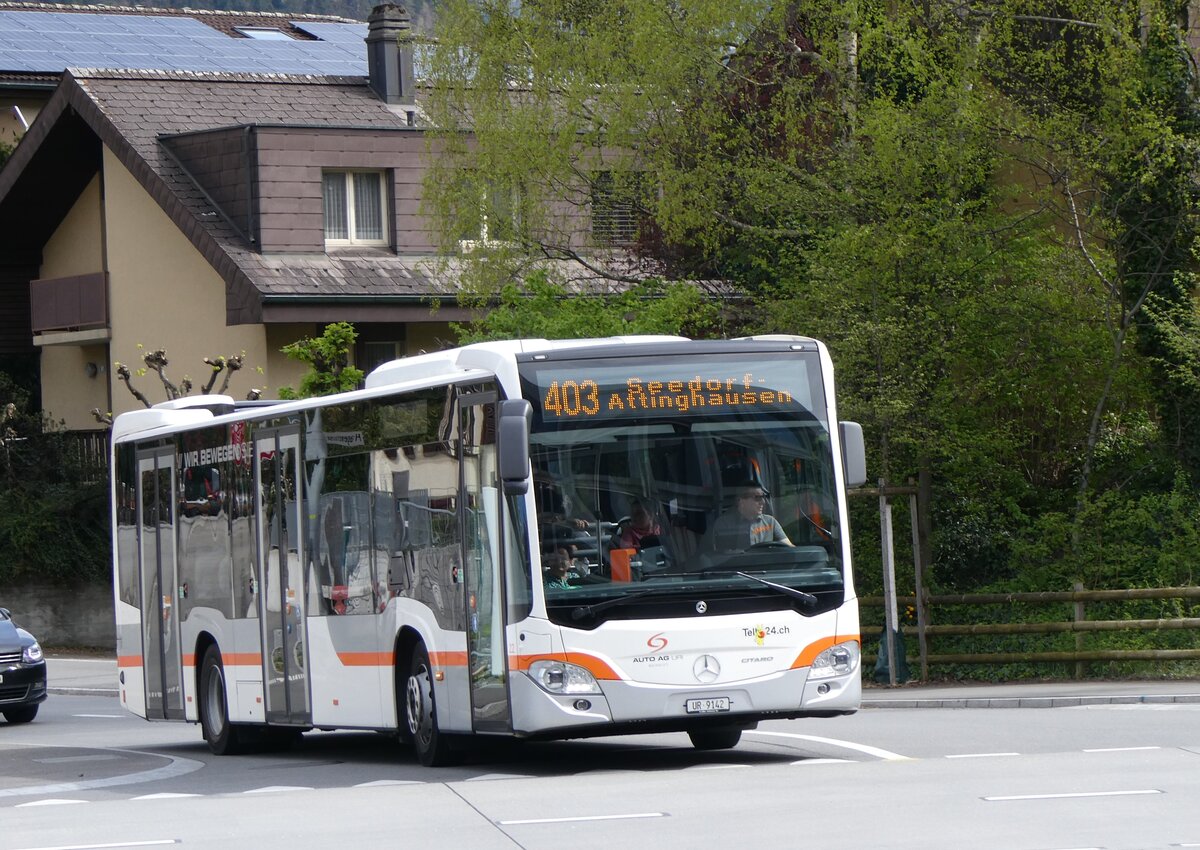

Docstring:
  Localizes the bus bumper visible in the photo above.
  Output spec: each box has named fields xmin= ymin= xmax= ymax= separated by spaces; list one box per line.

xmin=510 ymin=664 xmax=860 ymax=738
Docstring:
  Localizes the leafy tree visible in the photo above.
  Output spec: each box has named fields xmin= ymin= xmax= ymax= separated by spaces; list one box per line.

xmin=278 ymin=321 xmax=364 ymax=398
xmin=453 ymin=272 xmax=721 ymax=342
xmin=425 ymin=0 xmax=1200 ymax=592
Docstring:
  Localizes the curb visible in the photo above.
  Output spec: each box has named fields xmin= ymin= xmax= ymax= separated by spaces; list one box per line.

xmin=49 ymin=687 xmax=119 ymax=697
xmin=863 ymin=693 xmax=1200 ymax=709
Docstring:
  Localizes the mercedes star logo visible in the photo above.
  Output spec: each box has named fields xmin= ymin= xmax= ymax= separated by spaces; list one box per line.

xmin=695 ymin=600 xmax=708 ymax=614
xmin=693 ymin=654 xmax=720 ymax=683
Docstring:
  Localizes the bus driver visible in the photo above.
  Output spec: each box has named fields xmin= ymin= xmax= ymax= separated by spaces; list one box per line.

xmin=705 ymin=480 xmax=793 ymax=552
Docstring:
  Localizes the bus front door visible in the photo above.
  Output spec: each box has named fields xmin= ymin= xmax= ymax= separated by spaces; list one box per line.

xmin=254 ymin=429 xmax=311 ymax=726
xmin=459 ymin=393 xmax=511 ymax=733
xmin=136 ymin=448 xmax=184 ymax=720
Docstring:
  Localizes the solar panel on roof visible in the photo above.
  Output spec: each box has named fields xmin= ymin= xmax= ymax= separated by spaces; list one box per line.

xmin=289 ymin=21 xmax=368 ymax=44
xmin=0 ymin=10 xmax=367 ymax=75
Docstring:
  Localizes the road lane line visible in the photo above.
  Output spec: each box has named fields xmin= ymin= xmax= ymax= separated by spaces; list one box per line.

xmin=746 ymin=730 xmax=910 ymax=760
xmin=946 ymin=752 xmax=1019 ymax=759
xmin=1083 ymin=746 xmax=1161 ymax=752
xmin=500 ymin=813 xmax=666 ymax=825
xmin=9 ymin=841 xmax=178 ymax=850
xmin=983 ymin=789 xmax=1162 ymax=801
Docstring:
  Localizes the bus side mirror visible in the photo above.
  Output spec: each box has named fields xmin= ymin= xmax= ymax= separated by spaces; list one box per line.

xmin=498 ymin=399 xmax=532 ymax=495
xmin=839 ymin=421 xmax=867 ymax=488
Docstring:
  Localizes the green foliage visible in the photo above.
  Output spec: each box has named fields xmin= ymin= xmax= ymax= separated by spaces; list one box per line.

xmin=277 ymin=322 xmax=365 ymax=399
xmin=0 ymin=373 xmax=109 ymax=585
xmin=426 ymin=0 xmax=1200 ymax=635
xmin=452 ymin=272 xmax=720 ymax=343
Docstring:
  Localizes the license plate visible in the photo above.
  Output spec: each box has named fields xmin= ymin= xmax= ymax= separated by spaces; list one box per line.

xmin=686 ymin=697 xmax=730 ymax=714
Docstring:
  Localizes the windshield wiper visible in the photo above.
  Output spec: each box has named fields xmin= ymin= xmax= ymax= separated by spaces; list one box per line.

xmin=735 ymin=571 xmax=818 ymax=608
xmin=570 ymin=588 xmax=670 ymax=621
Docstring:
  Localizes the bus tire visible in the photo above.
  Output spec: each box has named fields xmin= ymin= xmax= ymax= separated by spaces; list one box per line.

xmin=404 ymin=643 xmax=455 ymax=767
xmin=199 ymin=646 xmax=247 ymax=755
xmin=687 ymin=727 xmax=742 ymax=750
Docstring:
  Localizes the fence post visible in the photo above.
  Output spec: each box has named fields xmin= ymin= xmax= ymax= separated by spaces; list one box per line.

xmin=1074 ymin=581 xmax=1086 ymax=679
xmin=879 ymin=479 xmax=898 ymax=686
xmin=909 ymin=484 xmax=928 ymax=681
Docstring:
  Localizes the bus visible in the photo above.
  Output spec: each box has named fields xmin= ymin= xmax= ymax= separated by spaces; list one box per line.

xmin=110 ymin=335 xmax=867 ymax=766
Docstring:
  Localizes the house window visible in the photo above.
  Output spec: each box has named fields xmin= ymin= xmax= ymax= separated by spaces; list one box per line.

xmin=591 ymin=171 xmax=646 ymax=246
xmin=324 ymin=171 xmax=388 ymax=246
xmin=234 ymin=27 xmax=293 ymax=40
xmin=459 ymin=177 xmax=521 ymax=249
xmin=363 ymin=341 xmax=403 ymax=374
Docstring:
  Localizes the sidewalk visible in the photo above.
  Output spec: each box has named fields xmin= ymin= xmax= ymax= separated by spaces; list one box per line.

xmin=45 ymin=654 xmax=1200 ymax=708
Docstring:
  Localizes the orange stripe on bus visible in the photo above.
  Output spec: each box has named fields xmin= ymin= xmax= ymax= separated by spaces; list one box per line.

xmin=117 ymin=655 xmax=142 ymax=668
xmin=223 ymin=653 xmax=262 ymax=666
xmin=510 ymin=653 xmax=621 ymax=681
xmin=791 ymin=635 xmax=861 ymax=669
xmin=337 ymin=651 xmax=395 ymax=667
xmin=429 ymin=651 xmax=468 ymax=667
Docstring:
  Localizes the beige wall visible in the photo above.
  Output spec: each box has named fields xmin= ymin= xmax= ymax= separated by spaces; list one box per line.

xmin=0 ymin=96 xmax=43 ymax=149
xmin=405 ymin=322 xmax=455 ymax=356
xmin=39 ymin=176 xmax=109 ymax=429
xmin=264 ymin=323 xmax=318 ymax=398
xmin=102 ymin=147 xmax=269 ymax=418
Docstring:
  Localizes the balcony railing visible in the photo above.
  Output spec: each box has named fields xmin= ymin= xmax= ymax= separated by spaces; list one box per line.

xmin=30 ymin=272 xmax=107 ymax=335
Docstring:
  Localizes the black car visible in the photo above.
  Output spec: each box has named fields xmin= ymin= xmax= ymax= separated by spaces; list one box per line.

xmin=0 ymin=607 xmax=46 ymax=723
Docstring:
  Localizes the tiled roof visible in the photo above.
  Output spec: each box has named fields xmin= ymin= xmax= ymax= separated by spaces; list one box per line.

xmin=70 ymin=70 xmax=444 ymax=313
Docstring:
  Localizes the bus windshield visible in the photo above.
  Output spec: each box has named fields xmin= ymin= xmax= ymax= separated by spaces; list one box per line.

xmin=519 ymin=351 xmax=844 ymax=624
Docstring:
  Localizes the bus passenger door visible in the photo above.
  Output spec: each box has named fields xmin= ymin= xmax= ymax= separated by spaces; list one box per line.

xmin=254 ymin=429 xmax=311 ymax=726
xmin=459 ymin=393 xmax=511 ymax=733
xmin=136 ymin=448 xmax=184 ymax=720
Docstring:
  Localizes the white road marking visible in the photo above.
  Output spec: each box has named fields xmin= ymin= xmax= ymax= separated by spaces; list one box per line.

xmin=0 ymin=750 xmax=203 ymax=799
xmin=746 ymin=730 xmax=910 ymax=760
xmin=983 ymin=789 xmax=1162 ymax=802
xmin=466 ymin=773 xmax=532 ymax=781
xmin=243 ymin=786 xmax=314 ymax=794
xmin=15 ymin=799 xmax=88 ymax=807
xmin=1083 ymin=746 xmax=1161 ymax=753
xmin=790 ymin=758 xmax=853 ymax=765
xmin=946 ymin=752 xmax=1019 ymax=759
xmin=132 ymin=793 xmax=201 ymax=800
xmin=353 ymin=780 xmax=425 ymax=787
xmin=72 ymin=714 xmax=125 ymax=719
xmin=9 ymin=841 xmax=178 ymax=850
xmin=500 ymin=812 xmax=666 ymax=825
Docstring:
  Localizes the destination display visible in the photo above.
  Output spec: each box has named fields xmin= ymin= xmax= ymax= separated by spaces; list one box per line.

xmin=524 ymin=358 xmax=820 ymax=423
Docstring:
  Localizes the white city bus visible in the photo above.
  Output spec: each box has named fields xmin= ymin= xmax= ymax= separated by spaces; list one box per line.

xmin=111 ymin=335 xmax=867 ymax=765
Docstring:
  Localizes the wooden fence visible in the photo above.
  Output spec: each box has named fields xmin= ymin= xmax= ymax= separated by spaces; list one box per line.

xmin=860 ymin=586 xmax=1200 ymax=681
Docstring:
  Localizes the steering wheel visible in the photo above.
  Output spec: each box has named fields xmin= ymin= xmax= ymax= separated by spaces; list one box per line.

xmin=748 ymin=541 xmax=792 ymax=551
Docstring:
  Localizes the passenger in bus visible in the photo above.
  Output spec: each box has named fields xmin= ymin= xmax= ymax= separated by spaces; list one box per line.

xmin=544 ymin=548 xmax=581 ymax=589
xmin=705 ymin=481 xmax=793 ymax=552
xmin=616 ymin=501 xmax=662 ymax=550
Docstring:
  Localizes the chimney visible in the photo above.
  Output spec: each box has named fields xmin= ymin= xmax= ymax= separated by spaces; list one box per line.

xmin=366 ymin=4 xmax=416 ymax=107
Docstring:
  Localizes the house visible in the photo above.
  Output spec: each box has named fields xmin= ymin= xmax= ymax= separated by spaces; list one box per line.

xmin=0 ymin=3 xmax=475 ymax=430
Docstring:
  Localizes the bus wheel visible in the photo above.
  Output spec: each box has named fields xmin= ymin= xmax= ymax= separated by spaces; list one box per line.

xmin=199 ymin=646 xmax=246 ymax=755
xmin=688 ymin=727 xmax=742 ymax=751
xmin=404 ymin=644 xmax=455 ymax=767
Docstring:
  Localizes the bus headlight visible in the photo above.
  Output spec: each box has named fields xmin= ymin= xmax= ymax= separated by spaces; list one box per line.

xmin=809 ymin=641 xmax=859 ymax=680
xmin=528 ymin=660 xmax=602 ymax=695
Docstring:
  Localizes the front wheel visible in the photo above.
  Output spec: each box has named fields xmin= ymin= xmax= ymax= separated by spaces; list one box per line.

xmin=199 ymin=646 xmax=247 ymax=755
xmin=404 ymin=644 xmax=456 ymax=766
xmin=2 ymin=705 xmax=38 ymax=724
xmin=688 ymin=727 xmax=742 ymax=750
